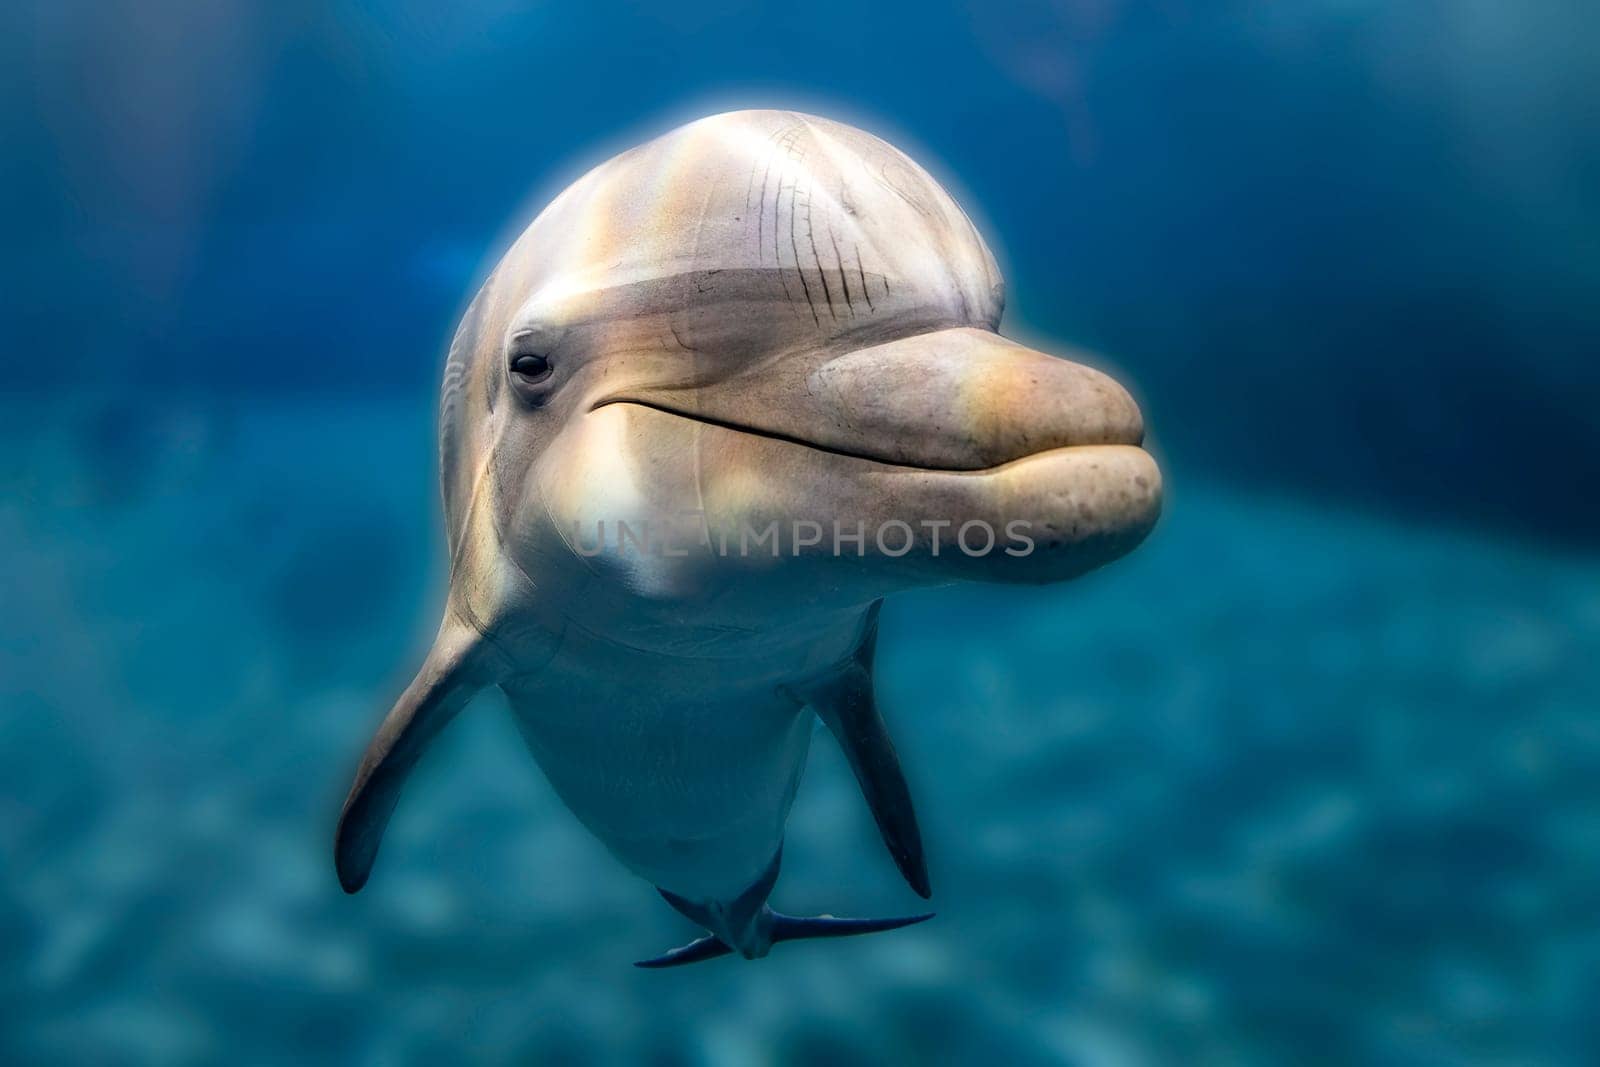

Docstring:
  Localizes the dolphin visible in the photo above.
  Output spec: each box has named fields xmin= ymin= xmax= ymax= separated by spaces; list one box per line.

xmin=334 ymin=109 xmax=1161 ymax=967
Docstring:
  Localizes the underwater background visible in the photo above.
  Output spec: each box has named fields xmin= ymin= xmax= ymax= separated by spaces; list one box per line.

xmin=4 ymin=1 xmax=1599 ymax=1063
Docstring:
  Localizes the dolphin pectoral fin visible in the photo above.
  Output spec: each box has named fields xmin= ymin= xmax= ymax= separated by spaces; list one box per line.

xmin=334 ymin=612 xmax=498 ymax=893
xmin=811 ymin=674 xmax=932 ymax=898
xmin=634 ymin=909 xmax=935 ymax=969
xmin=793 ymin=601 xmax=933 ymax=899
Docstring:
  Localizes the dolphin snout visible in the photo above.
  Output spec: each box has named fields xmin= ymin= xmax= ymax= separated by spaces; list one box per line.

xmin=808 ymin=327 xmax=1144 ymax=470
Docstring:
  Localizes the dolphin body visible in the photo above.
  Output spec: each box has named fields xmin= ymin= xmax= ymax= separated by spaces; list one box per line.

xmin=335 ymin=110 xmax=1162 ymax=966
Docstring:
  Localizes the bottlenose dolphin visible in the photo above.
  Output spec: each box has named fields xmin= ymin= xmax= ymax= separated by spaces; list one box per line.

xmin=335 ymin=110 xmax=1161 ymax=966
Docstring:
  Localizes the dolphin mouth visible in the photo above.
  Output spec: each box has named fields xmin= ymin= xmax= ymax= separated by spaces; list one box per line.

xmin=573 ymin=395 xmax=1161 ymax=585
xmin=578 ymin=325 xmax=1160 ymax=583
xmin=587 ymin=397 xmax=1145 ymax=474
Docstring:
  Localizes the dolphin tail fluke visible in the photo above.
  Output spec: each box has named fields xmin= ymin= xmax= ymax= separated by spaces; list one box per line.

xmin=770 ymin=909 xmax=935 ymax=943
xmin=633 ymin=934 xmax=735 ymax=969
xmin=791 ymin=601 xmax=932 ymax=899
xmin=634 ymin=909 xmax=935 ymax=969
xmin=334 ymin=611 xmax=499 ymax=893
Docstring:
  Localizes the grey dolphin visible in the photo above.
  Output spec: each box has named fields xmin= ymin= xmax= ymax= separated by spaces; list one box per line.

xmin=335 ymin=110 xmax=1162 ymax=966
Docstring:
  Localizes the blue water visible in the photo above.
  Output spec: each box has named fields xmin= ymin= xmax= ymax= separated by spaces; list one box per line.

xmin=5 ymin=1 xmax=1600 ymax=1063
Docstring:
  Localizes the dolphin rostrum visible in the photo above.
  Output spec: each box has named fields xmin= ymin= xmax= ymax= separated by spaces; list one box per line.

xmin=335 ymin=110 xmax=1162 ymax=966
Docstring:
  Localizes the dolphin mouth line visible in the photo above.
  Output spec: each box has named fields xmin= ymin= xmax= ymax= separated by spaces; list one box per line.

xmin=589 ymin=398 xmax=1132 ymax=474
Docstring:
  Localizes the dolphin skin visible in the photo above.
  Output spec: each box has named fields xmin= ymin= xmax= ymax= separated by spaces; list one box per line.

xmin=335 ymin=110 xmax=1162 ymax=966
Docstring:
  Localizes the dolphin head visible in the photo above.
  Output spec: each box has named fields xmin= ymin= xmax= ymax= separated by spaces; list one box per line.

xmin=444 ymin=111 xmax=1161 ymax=651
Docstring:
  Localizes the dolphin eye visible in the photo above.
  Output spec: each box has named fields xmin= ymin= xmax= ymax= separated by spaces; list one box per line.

xmin=510 ymin=353 xmax=552 ymax=383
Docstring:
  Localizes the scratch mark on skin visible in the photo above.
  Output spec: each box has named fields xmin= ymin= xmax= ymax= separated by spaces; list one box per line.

xmin=805 ymin=184 xmax=837 ymax=321
xmin=770 ymin=125 xmax=818 ymax=326
xmin=772 ymin=176 xmax=803 ymax=320
xmin=854 ymin=243 xmax=875 ymax=312
xmin=757 ymin=158 xmax=772 ymax=261
xmin=876 ymin=157 xmax=934 ymax=219
xmin=829 ymin=228 xmax=855 ymax=317
xmin=788 ymin=177 xmax=820 ymax=326
xmin=771 ymin=166 xmax=783 ymax=267
xmin=668 ymin=323 xmax=696 ymax=353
